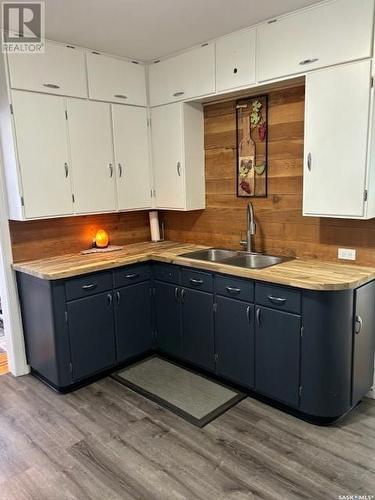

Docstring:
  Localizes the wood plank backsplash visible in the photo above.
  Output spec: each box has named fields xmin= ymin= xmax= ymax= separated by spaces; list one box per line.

xmin=10 ymin=211 xmax=150 ymax=262
xmin=162 ymin=85 xmax=375 ymax=266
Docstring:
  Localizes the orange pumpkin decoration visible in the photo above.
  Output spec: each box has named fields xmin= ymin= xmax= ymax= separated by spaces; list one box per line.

xmin=95 ymin=229 xmax=109 ymax=248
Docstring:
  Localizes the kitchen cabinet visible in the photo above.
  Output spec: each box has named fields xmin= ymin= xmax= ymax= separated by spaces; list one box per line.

xmin=67 ymin=292 xmax=116 ymax=381
xmin=257 ymin=0 xmax=374 ymax=82
xmin=86 ymin=51 xmax=146 ymax=106
xmin=11 ymin=90 xmax=73 ymax=219
xmin=255 ymin=306 xmax=301 ymax=407
xmin=215 ymin=28 xmax=256 ymax=92
xmin=115 ymin=282 xmax=153 ymax=363
xmin=112 ymin=104 xmax=151 ymax=210
xmin=67 ymin=99 xmax=116 ymax=214
xmin=151 ymin=102 xmax=205 ymax=210
xmin=148 ymin=43 xmax=215 ymax=106
xmin=303 ymin=60 xmax=372 ymax=218
xmin=181 ymin=288 xmax=215 ymax=372
xmin=154 ymin=281 xmax=182 ymax=358
xmin=215 ymin=296 xmax=254 ymax=388
xmin=7 ymin=41 xmax=87 ymax=98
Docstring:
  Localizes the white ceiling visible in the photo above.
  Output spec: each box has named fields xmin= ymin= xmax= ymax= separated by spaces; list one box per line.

xmin=4 ymin=0 xmax=323 ymax=61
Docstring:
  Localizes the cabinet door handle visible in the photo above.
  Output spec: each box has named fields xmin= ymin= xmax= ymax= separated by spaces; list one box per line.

xmin=246 ymin=305 xmax=251 ymax=323
xmin=256 ymin=307 xmax=261 ymax=327
xmin=43 ymin=83 xmax=60 ymax=89
xmin=118 ymin=163 xmax=123 ymax=178
xmin=190 ymin=278 xmax=203 ymax=286
xmin=268 ymin=295 xmax=286 ymax=305
xmin=355 ymin=315 xmax=363 ymax=334
xmin=125 ymin=273 xmax=140 ymax=280
xmin=107 ymin=293 xmax=113 ymax=306
xmin=114 ymin=94 xmax=127 ymax=99
xmin=181 ymin=288 xmax=185 ymax=303
xmin=116 ymin=291 xmax=120 ymax=305
xmin=299 ymin=58 xmax=318 ymax=66
xmin=173 ymin=91 xmax=184 ymax=97
xmin=176 ymin=161 xmax=181 ymax=177
xmin=108 ymin=163 xmax=114 ymax=177
xmin=307 ymin=152 xmax=312 ymax=172
xmin=226 ymin=286 xmax=241 ymax=294
xmin=81 ymin=283 xmax=97 ymax=290
xmin=174 ymin=287 xmax=180 ymax=301
xmin=64 ymin=162 xmax=69 ymax=178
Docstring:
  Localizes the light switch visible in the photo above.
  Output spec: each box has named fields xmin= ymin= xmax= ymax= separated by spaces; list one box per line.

xmin=338 ymin=248 xmax=356 ymax=261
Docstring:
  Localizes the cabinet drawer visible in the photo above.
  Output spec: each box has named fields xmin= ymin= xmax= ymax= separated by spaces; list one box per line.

xmin=65 ymin=272 xmax=113 ymax=301
xmin=114 ymin=264 xmax=150 ymax=288
xmin=153 ymin=264 xmax=180 ymax=284
xmin=216 ymin=275 xmax=254 ymax=302
xmin=181 ymin=269 xmax=213 ymax=293
xmin=255 ymin=283 xmax=301 ymax=314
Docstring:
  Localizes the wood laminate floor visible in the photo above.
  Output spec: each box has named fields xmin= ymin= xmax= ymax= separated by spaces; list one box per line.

xmin=0 ymin=373 xmax=374 ymax=500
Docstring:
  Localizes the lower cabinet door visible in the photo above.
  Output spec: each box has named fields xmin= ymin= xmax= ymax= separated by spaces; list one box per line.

xmin=255 ymin=306 xmax=301 ymax=407
xmin=215 ymin=296 xmax=254 ymax=388
xmin=115 ymin=282 xmax=153 ymax=363
xmin=182 ymin=288 xmax=215 ymax=371
xmin=67 ymin=292 xmax=116 ymax=381
xmin=154 ymin=281 xmax=182 ymax=358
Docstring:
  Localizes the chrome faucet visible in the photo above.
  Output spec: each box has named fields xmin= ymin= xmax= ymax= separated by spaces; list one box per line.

xmin=240 ymin=202 xmax=256 ymax=253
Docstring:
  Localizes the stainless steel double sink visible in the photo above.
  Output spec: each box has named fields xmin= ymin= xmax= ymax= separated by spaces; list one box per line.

xmin=180 ymin=248 xmax=291 ymax=269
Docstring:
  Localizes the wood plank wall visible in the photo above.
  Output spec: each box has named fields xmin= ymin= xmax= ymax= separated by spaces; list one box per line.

xmin=162 ymin=85 xmax=375 ymax=266
xmin=10 ymin=211 xmax=150 ymax=262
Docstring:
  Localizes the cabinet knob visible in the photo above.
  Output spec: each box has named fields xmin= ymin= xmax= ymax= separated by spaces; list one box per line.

xmin=299 ymin=58 xmax=319 ymax=66
xmin=233 ymin=67 xmax=238 ymax=74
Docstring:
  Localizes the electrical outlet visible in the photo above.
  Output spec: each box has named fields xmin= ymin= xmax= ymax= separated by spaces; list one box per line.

xmin=338 ymin=248 xmax=356 ymax=261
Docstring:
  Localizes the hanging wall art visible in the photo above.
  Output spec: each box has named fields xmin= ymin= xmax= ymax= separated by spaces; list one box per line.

xmin=236 ymin=95 xmax=268 ymax=197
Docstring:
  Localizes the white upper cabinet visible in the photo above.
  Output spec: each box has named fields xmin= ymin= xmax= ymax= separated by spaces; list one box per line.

xmin=67 ymin=99 xmax=116 ymax=214
xmin=112 ymin=105 xmax=151 ymax=210
xmin=7 ymin=41 xmax=87 ymax=98
xmin=151 ymin=102 xmax=205 ymax=210
xmin=149 ymin=44 xmax=215 ymax=107
xmin=86 ymin=52 xmax=147 ymax=106
xmin=303 ymin=60 xmax=372 ymax=219
xmin=215 ymin=28 xmax=256 ymax=92
xmin=11 ymin=91 xmax=73 ymax=219
xmin=257 ymin=0 xmax=374 ymax=82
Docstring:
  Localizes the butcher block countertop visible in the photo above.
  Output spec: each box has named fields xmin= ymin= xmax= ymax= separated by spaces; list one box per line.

xmin=13 ymin=241 xmax=375 ymax=291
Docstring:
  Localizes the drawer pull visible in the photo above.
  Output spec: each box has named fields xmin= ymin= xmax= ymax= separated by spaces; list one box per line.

xmin=125 ymin=273 xmax=140 ymax=280
xmin=256 ymin=307 xmax=261 ymax=327
xmin=176 ymin=161 xmax=181 ymax=176
xmin=190 ymin=278 xmax=203 ymax=286
xmin=116 ymin=291 xmax=121 ymax=305
xmin=107 ymin=293 xmax=113 ymax=306
xmin=268 ymin=295 xmax=286 ymax=305
xmin=355 ymin=315 xmax=363 ymax=334
xmin=43 ymin=83 xmax=60 ymax=89
xmin=108 ymin=163 xmax=114 ymax=178
xmin=118 ymin=163 xmax=123 ymax=178
xmin=181 ymin=288 xmax=185 ymax=303
xmin=114 ymin=94 xmax=127 ymax=99
xmin=226 ymin=286 xmax=241 ymax=294
xmin=307 ymin=152 xmax=312 ymax=172
xmin=81 ymin=283 xmax=97 ymax=290
xmin=246 ymin=305 xmax=251 ymax=323
xmin=174 ymin=287 xmax=180 ymax=301
xmin=299 ymin=58 xmax=318 ymax=66
xmin=173 ymin=91 xmax=185 ymax=97
xmin=64 ymin=162 xmax=69 ymax=178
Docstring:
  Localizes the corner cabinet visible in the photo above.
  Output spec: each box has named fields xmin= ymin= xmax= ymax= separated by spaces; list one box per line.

xmin=303 ymin=60 xmax=373 ymax=219
xmin=151 ymin=102 xmax=205 ymax=210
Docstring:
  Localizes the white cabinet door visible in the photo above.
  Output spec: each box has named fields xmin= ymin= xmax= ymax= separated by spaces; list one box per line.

xmin=112 ymin=105 xmax=151 ymax=210
xmin=149 ymin=44 xmax=215 ymax=106
xmin=67 ymin=99 xmax=116 ymax=214
xmin=8 ymin=41 xmax=87 ymax=98
xmin=257 ymin=0 xmax=374 ymax=82
xmin=11 ymin=91 xmax=73 ymax=219
xmin=303 ymin=61 xmax=372 ymax=218
xmin=216 ymin=29 xmax=256 ymax=92
xmin=151 ymin=104 xmax=185 ymax=208
xmin=86 ymin=52 xmax=146 ymax=106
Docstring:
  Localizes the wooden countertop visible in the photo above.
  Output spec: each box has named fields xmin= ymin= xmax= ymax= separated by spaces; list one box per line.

xmin=13 ymin=241 xmax=375 ymax=291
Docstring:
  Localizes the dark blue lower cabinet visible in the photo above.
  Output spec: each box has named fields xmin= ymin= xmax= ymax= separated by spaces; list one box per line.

xmin=215 ymin=296 xmax=254 ymax=388
xmin=67 ymin=292 xmax=116 ymax=381
xmin=255 ymin=306 xmax=301 ymax=408
xmin=154 ymin=281 xmax=182 ymax=358
xmin=181 ymin=288 xmax=215 ymax=371
xmin=114 ymin=282 xmax=152 ymax=363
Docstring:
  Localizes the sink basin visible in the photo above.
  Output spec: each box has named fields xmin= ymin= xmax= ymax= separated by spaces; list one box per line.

xmin=181 ymin=248 xmax=240 ymax=263
xmin=225 ymin=253 xmax=285 ymax=269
